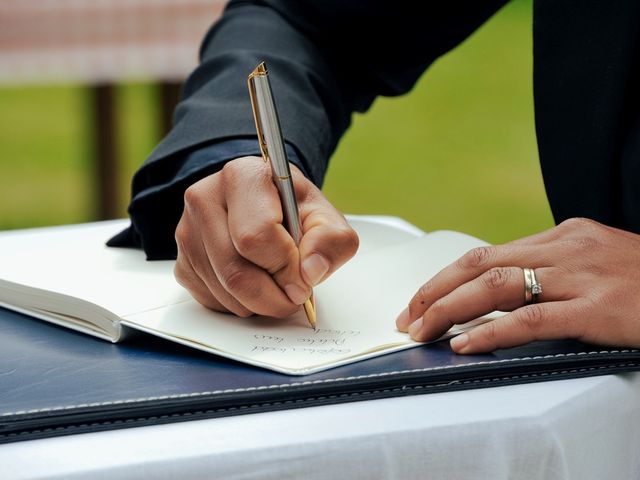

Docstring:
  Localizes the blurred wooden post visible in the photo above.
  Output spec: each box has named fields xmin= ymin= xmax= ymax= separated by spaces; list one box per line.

xmin=160 ymin=81 xmax=182 ymax=136
xmin=93 ymin=83 xmax=119 ymax=220
xmin=0 ymin=1 xmax=226 ymax=223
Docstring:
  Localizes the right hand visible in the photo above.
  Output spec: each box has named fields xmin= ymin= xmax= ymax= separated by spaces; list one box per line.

xmin=174 ymin=156 xmax=359 ymax=318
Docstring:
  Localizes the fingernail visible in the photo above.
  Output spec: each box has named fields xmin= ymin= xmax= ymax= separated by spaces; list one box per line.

xmin=284 ymin=284 xmax=309 ymax=305
xmin=396 ymin=307 xmax=411 ymax=331
xmin=408 ymin=318 xmax=423 ymax=339
xmin=301 ymin=253 xmax=330 ymax=286
xmin=450 ymin=333 xmax=469 ymax=352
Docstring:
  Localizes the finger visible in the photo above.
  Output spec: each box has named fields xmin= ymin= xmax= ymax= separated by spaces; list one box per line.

xmin=297 ymin=184 xmax=359 ymax=286
xmin=174 ymin=258 xmax=231 ymax=313
xmin=449 ymin=300 xmax=585 ymax=354
xmin=404 ymin=243 xmax=552 ymax=326
xmin=223 ymin=157 xmax=309 ymax=304
xmin=405 ymin=266 xmax=525 ymax=339
xmin=404 ymin=266 xmax=565 ymax=341
xmin=197 ymin=201 xmax=299 ymax=318
xmin=175 ymin=219 xmax=252 ymax=317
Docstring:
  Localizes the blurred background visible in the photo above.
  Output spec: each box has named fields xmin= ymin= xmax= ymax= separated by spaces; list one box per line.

xmin=0 ymin=0 xmax=553 ymax=244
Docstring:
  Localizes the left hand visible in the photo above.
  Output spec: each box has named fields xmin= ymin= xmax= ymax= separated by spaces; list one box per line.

xmin=395 ymin=217 xmax=640 ymax=354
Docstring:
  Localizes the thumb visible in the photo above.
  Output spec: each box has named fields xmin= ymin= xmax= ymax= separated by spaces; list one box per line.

xmin=298 ymin=198 xmax=360 ymax=287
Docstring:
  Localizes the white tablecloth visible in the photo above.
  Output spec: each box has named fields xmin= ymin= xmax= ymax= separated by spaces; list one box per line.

xmin=3 ymin=373 xmax=640 ymax=480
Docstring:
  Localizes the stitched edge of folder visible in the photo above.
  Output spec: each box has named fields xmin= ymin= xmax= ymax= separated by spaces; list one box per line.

xmin=1 ymin=362 xmax=637 ymax=441
xmin=2 ymin=349 xmax=638 ymax=417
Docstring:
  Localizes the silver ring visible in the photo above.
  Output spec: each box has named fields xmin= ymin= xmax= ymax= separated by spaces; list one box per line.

xmin=523 ymin=268 xmax=542 ymax=305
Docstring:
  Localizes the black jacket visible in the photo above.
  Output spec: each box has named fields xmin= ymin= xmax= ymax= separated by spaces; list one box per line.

xmin=109 ymin=0 xmax=640 ymax=259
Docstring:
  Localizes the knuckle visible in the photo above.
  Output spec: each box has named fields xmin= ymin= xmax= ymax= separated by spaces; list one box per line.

xmin=195 ymin=292 xmax=224 ymax=313
xmin=174 ymin=231 xmax=185 ymax=253
xmin=582 ymin=259 xmax=606 ymax=275
xmin=559 ymin=217 xmax=606 ymax=239
xmin=173 ymin=261 xmax=189 ymax=286
xmin=482 ymin=267 xmax=512 ymax=290
xmin=568 ymin=235 xmax=600 ymax=251
xmin=556 ymin=237 xmax=601 ymax=274
xmin=183 ymin=184 xmax=206 ymax=210
xmin=427 ymin=299 xmax=447 ymax=318
xmin=234 ymin=307 xmax=254 ymax=318
xmin=416 ymin=280 xmax=434 ymax=304
xmin=337 ymin=226 xmax=360 ymax=257
xmin=458 ymin=246 xmax=493 ymax=270
xmin=517 ymin=304 xmax=545 ymax=333
xmin=219 ymin=263 xmax=250 ymax=293
xmin=235 ymin=227 xmax=272 ymax=256
xmin=184 ymin=251 xmax=210 ymax=279
xmin=560 ymin=217 xmax=597 ymax=230
xmin=174 ymin=223 xmax=190 ymax=251
xmin=479 ymin=321 xmax=499 ymax=344
xmin=221 ymin=157 xmax=261 ymax=184
xmin=221 ymin=158 xmax=241 ymax=177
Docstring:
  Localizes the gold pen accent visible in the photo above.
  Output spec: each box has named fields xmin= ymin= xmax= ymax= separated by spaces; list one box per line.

xmin=303 ymin=293 xmax=316 ymax=330
xmin=247 ymin=63 xmax=270 ymax=163
xmin=247 ymin=62 xmax=317 ymax=330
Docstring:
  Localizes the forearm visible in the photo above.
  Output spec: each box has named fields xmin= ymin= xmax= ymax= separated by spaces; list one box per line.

xmin=122 ymin=0 xmax=508 ymax=258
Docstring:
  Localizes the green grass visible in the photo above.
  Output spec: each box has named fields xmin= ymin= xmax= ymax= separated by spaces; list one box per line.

xmin=0 ymin=0 xmax=552 ymax=243
xmin=0 ymin=83 xmax=159 ymax=228
xmin=323 ymin=0 xmax=553 ymax=243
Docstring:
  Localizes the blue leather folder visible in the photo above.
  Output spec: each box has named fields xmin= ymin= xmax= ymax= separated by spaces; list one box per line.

xmin=2 ymin=306 xmax=640 ymax=444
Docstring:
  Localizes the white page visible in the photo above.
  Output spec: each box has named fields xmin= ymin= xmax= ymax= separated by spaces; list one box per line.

xmin=0 ymin=217 xmax=421 ymax=336
xmin=0 ymin=221 xmax=189 ymax=319
xmin=0 ymin=218 xmax=497 ymax=374
xmin=124 ymin=231 xmax=498 ymax=374
xmin=0 ymin=217 xmax=421 ymax=315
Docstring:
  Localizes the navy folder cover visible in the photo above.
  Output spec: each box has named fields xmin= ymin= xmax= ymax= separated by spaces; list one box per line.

xmin=2 ymin=306 xmax=640 ymax=444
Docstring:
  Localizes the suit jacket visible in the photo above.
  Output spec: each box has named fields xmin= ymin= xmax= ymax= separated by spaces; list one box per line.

xmin=108 ymin=0 xmax=640 ymax=259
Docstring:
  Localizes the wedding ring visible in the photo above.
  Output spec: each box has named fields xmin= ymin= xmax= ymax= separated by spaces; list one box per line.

xmin=523 ymin=268 xmax=542 ymax=305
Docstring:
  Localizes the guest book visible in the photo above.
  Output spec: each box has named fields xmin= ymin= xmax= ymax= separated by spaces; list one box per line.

xmin=0 ymin=217 xmax=495 ymax=375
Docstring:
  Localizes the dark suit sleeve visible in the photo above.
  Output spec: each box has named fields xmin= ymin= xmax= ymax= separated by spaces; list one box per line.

xmin=533 ymin=0 xmax=640 ymax=232
xmin=118 ymin=0 xmax=508 ymax=259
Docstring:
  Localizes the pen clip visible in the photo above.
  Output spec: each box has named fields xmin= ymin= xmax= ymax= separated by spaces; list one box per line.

xmin=247 ymin=63 xmax=269 ymax=163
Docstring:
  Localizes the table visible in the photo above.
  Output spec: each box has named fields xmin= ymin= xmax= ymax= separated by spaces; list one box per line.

xmin=2 ymin=217 xmax=639 ymax=478
xmin=2 ymin=373 xmax=639 ymax=479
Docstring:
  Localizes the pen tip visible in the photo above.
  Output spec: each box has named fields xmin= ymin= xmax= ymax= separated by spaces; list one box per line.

xmin=303 ymin=297 xmax=316 ymax=330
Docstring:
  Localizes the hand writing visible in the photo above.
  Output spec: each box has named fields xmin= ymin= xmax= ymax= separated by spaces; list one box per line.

xmin=174 ymin=156 xmax=359 ymax=317
xmin=396 ymin=218 xmax=640 ymax=353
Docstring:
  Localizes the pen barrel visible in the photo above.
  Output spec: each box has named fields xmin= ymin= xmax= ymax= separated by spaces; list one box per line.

xmin=248 ymin=67 xmax=303 ymax=246
xmin=274 ymin=176 xmax=302 ymax=245
xmin=249 ymin=74 xmax=291 ymax=179
xmin=248 ymin=62 xmax=316 ymax=328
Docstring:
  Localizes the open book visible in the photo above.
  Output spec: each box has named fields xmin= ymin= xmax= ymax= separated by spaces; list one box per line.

xmin=0 ymin=216 xmax=499 ymax=375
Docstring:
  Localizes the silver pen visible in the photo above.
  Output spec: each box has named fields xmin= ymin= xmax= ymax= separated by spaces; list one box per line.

xmin=247 ymin=62 xmax=316 ymax=329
